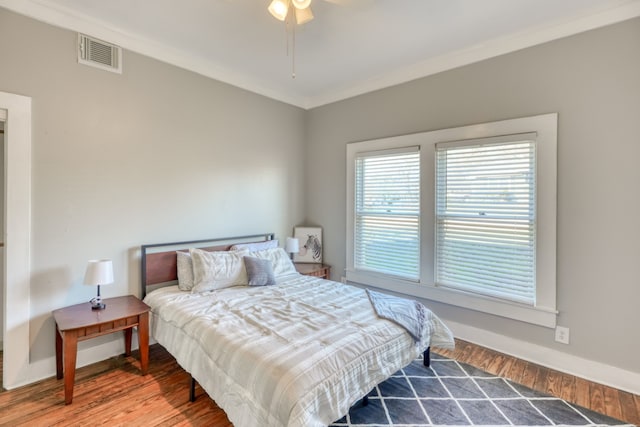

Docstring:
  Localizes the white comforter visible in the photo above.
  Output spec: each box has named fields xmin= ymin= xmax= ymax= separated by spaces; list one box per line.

xmin=144 ymin=274 xmax=454 ymax=427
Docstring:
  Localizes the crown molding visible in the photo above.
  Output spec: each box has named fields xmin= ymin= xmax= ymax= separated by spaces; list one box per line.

xmin=304 ymin=0 xmax=640 ymax=109
xmin=2 ymin=0 xmax=640 ymax=110
xmin=0 ymin=0 xmax=307 ymax=108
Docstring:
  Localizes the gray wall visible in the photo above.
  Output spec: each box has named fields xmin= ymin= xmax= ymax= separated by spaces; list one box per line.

xmin=306 ymin=18 xmax=640 ymax=373
xmin=2 ymin=6 xmax=639 ymax=384
xmin=0 ymin=9 xmax=306 ymax=363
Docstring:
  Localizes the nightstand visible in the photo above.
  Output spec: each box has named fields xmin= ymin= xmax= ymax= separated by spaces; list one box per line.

xmin=294 ymin=263 xmax=331 ymax=279
xmin=52 ymin=295 xmax=150 ymax=404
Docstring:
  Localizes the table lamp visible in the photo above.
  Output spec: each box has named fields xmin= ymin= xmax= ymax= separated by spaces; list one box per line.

xmin=285 ymin=237 xmax=299 ymax=260
xmin=84 ymin=259 xmax=114 ymax=310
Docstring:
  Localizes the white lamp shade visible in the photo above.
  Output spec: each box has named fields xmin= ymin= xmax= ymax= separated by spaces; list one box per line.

xmin=84 ymin=259 xmax=114 ymax=286
xmin=285 ymin=237 xmax=300 ymax=254
xmin=268 ymin=0 xmax=289 ymax=21
xmin=292 ymin=0 xmax=312 ymax=9
xmin=295 ymin=6 xmax=314 ymax=25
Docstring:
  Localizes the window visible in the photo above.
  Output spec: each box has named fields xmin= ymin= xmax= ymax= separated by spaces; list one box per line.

xmin=435 ymin=135 xmax=536 ymax=305
xmin=346 ymin=114 xmax=557 ymax=328
xmin=354 ymin=147 xmax=420 ymax=280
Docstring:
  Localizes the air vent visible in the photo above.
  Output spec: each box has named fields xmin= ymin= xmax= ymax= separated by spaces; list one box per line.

xmin=78 ymin=34 xmax=122 ymax=74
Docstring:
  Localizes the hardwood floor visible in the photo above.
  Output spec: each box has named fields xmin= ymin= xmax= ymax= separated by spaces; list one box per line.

xmin=1 ymin=340 xmax=638 ymax=426
xmin=435 ymin=340 xmax=640 ymax=426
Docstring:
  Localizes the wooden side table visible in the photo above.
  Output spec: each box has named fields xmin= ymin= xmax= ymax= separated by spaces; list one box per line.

xmin=295 ymin=263 xmax=331 ymax=279
xmin=52 ymin=295 xmax=150 ymax=404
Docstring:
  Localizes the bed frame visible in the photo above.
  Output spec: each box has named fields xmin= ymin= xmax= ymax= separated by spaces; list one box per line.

xmin=140 ymin=232 xmax=431 ymax=408
xmin=141 ymin=233 xmax=278 ymax=402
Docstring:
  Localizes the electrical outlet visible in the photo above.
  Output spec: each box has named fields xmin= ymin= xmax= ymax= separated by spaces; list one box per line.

xmin=341 ymin=276 xmax=347 ymax=284
xmin=555 ymin=326 xmax=570 ymax=344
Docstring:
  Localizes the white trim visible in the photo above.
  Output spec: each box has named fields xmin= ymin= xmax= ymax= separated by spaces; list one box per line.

xmin=0 ymin=91 xmax=32 ymax=390
xmin=353 ymin=278 xmax=557 ymax=328
xmin=1 ymin=0 xmax=639 ymax=109
xmin=347 ymin=132 xmax=430 ymax=279
xmin=346 ymin=114 xmax=557 ymax=328
xmin=306 ymin=1 xmax=640 ymax=109
xmin=0 ymin=0 xmax=303 ymax=108
xmin=8 ymin=336 xmax=135 ymax=389
xmin=446 ymin=319 xmax=640 ymax=396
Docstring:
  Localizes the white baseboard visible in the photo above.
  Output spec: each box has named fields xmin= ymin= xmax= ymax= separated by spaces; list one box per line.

xmin=6 ymin=336 xmax=137 ymax=390
xmin=446 ymin=320 xmax=640 ymax=396
xmin=6 ymin=322 xmax=638 ymax=397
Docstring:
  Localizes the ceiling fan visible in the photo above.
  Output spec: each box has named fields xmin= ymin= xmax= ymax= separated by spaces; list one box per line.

xmin=267 ymin=0 xmax=314 ymax=25
xmin=268 ymin=0 xmax=341 ymax=77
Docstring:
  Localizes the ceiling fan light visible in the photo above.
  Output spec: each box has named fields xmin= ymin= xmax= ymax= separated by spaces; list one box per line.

xmin=268 ymin=0 xmax=289 ymax=21
xmin=295 ymin=6 xmax=314 ymax=25
xmin=291 ymin=0 xmax=312 ymax=10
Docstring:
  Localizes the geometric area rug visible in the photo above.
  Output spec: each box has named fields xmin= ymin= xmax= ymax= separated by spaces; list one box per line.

xmin=331 ymin=354 xmax=632 ymax=426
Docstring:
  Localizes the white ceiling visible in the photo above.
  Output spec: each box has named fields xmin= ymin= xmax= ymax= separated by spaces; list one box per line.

xmin=2 ymin=0 xmax=640 ymax=108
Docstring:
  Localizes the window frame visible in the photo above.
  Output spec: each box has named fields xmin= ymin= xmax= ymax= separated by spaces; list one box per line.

xmin=353 ymin=146 xmax=421 ymax=281
xmin=346 ymin=113 xmax=557 ymax=328
xmin=435 ymin=134 xmax=538 ymax=305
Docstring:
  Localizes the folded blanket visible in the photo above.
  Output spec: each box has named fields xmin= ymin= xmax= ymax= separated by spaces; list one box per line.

xmin=366 ymin=289 xmax=428 ymax=342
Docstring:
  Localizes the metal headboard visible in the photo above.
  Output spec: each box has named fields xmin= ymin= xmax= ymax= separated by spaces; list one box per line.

xmin=140 ymin=233 xmax=276 ymax=299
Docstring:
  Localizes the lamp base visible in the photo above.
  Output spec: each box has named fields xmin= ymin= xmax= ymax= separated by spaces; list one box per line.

xmin=90 ymin=284 xmax=106 ymax=310
xmin=90 ymin=294 xmax=105 ymax=310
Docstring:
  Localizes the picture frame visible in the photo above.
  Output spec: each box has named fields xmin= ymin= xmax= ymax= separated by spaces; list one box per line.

xmin=293 ymin=226 xmax=323 ymax=264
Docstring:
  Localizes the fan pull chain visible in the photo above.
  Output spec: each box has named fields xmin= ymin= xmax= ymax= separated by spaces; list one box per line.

xmin=283 ymin=1 xmax=297 ymax=79
xmin=292 ymin=22 xmax=296 ymax=79
xmin=285 ymin=11 xmax=290 ymax=57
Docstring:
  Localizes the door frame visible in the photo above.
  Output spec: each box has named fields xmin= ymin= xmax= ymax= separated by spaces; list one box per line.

xmin=0 ymin=91 xmax=32 ymax=389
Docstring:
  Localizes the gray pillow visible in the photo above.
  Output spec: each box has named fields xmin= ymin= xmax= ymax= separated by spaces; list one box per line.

xmin=244 ymin=256 xmax=276 ymax=287
xmin=176 ymin=251 xmax=194 ymax=291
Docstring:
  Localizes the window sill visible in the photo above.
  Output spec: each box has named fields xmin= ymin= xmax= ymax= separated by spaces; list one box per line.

xmin=346 ymin=270 xmax=557 ymax=328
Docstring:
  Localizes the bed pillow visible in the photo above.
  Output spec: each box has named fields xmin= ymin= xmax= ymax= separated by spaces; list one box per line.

xmin=251 ymin=247 xmax=298 ymax=278
xmin=176 ymin=251 xmax=195 ymax=291
xmin=190 ymin=248 xmax=248 ymax=292
xmin=230 ymin=239 xmax=278 ymax=252
xmin=243 ymin=256 xmax=276 ymax=287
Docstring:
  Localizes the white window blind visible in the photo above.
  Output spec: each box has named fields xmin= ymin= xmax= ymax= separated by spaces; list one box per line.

xmin=355 ymin=147 xmax=420 ymax=280
xmin=435 ymin=134 xmax=536 ymax=305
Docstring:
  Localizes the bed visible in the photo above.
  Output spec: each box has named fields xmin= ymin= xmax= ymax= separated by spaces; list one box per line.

xmin=141 ymin=233 xmax=454 ymax=427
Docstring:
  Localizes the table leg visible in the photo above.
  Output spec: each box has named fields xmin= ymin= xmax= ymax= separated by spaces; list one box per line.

xmin=124 ymin=328 xmax=132 ymax=356
xmin=55 ymin=326 xmax=63 ymax=380
xmin=63 ymin=331 xmax=78 ymax=405
xmin=138 ymin=312 xmax=149 ymax=375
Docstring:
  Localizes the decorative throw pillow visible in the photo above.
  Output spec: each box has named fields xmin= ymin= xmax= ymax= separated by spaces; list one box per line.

xmin=190 ymin=248 xmax=248 ymax=293
xmin=176 ymin=251 xmax=195 ymax=291
xmin=251 ymin=247 xmax=297 ymax=278
xmin=244 ymin=256 xmax=276 ymax=287
xmin=230 ymin=239 xmax=278 ymax=252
